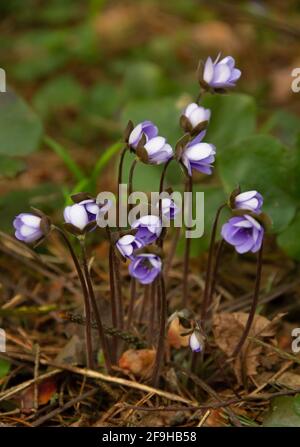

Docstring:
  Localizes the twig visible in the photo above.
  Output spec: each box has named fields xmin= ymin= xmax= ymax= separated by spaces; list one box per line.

xmin=31 ymin=388 xmax=97 ymax=427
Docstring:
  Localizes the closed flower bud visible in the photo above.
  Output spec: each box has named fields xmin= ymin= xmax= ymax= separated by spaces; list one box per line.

xmin=201 ymin=55 xmax=241 ymax=90
xmin=181 ymin=131 xmax=216 ymax=176
xmin=181 ymin=103 xmax=211 ymax=134
xmin=64 ymin=199 xmax=102 ymax=233
xmin=128 ymin=121 xmax=158 ymax=149
xmin=13 ymin=213 xmax=45 ymax=244
xmin=221 ymin=214 xmax=264 ymax=254
xmin=116 ymin=234 xmax=143 ymax=259
xmin=129 ymin=253 xmax=162 ymax=285
xmin=139 ymin=136 xmax=173 ymax=165
xmin=234 ymin=190 xmax=263 ymax=214
xmin=189 ymin=331 xmax=203 ymax=353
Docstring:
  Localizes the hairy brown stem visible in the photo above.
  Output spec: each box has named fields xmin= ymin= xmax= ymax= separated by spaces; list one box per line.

xmin=116 ymin=147 xmax=128 ymax=230
xmin=138 ymin=284 xmax=150 ymax=325
xmin=80 ymin=239 xmax=112 ymax=373
xmin=207 ymin=239 xmax=225 ymax=314
xmin=53 ymin=226 xmax=93 ymax=369
xmin=151 ymin=274 xmax=167 ymax=387
xmin=182 ymin=174 xmax=193 ymax=307
xmin=126 ymin=278 xmax=136 ymax=330
xmin=231 ymin=241 xmax=264 ymax=358
xmin=200 ymin=203 xmax=227 ymax=324
xmin=164 ymin=227 xmax=181 ymax=282
xmin=147 ymin=280 xmax=157 ymax=345
xmin=128 ymin=159 xmax=138 ymax=214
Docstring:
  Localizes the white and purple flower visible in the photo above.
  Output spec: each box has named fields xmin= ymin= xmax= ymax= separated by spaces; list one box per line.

xmin=116 ymin=234 xmax=143 ymax=259
xmin=202 ymin=55 xmax=241 ymax=89
xmin=142 ymin=136 xmax=173 ymax=165
xmin=129 ymin=253 xmax=162 ymax=285
xmin=234 ymin=190 xmax=263 ymax=214
xmin=181 ymin=131 xmax=216 ymax=176
xmin=181 ymin=103 xmax=211 ymax=133
xmin=128 ymin=121 xmax=158 ymax=149
xmin=64 ymin=199 xmax=105 ymax=231
xmin=156 ymin=198 xmax=179 ymax=220
xmin=221 ymin=214 xmax=264 ymax=254
xmin=131 ymin=215 xmax=162 ymax=245
xmin=13 ymin=213 xmax=44 ymax=244
xmin=189 ymin=331 xmax=203 ymax=353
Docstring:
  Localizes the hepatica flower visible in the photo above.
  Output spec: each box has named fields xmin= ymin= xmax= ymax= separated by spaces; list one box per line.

xmin=189 ymin=331 xmax=203 ymax=353
xmin=156 ymin=198 xmax=179 ymax=220
xmin=116 ymin=234 xmax=143 ymax=259
xmin=64 ymin=199 xmax=100 ymax=231
xmin=142 ymin=136 xmax=173 ymax=165
xmin=234 ymin=190 xmax=263 ymax=214
xmin=181 ymin=103 xmax=211 ymax=134
xmin=181 ymin=131 xmax=216 ymax=176
xmin=202 ymin=55 xmax=241 ymax=90
xmin=131 ymin=215 xmax=162 ymax=245
xmin=13 ymin=213 xmax=44 ymax=244
xmin=221 ymin=215 xmax=264 ymax=254
xmin=129 ymin=254 xmax=162 ymax=285
xmin=128 ymin=121 xmax=158 ymax=149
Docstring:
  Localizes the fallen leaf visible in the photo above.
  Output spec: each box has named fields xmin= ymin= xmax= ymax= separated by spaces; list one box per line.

xmin=167 ymin=317 xmax=190 ymax=349
xmin=19 ymin=378 xmax=57 ymax=410
xmin=118 ymin=349 xmax=156 ymax=378
xmin=212 ymin=312 xmax=280 ymax=384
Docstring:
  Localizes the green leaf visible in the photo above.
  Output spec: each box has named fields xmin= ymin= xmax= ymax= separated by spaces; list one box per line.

xmin=0 ymin=89 xmax=43 ymax=156
xmin=122 ymin=62 xmax=167 ymax=99
xmin=277 ymin=211 xmax=300 ymax=261
xmin=202 ymin=93 xmax=256 ymax=150
xmin=0 ymin=358 xmax=10 ymax=379
xmin=122 ymin=152 xmax=162 ymax=192
xmin=218 ymin=134 xmax=297 ymax=233
xmin=0 ymin=184 xmax=63 ymax=232
xmin=33 ymin=75 xmax=84 ymax=118
xmin=44 ymin=135 xmax=85 ymax=181
xmin=0 ymin=155 xmax=25 ymax=178
xmin=178 ymin=185 xmax=227 ymax=257
xmin=263 ymin=396 xmax=300 ymax=427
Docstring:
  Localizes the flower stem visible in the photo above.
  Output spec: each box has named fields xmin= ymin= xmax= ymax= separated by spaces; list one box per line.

xmin=207 ymin=239 xmax=225 ymax=315
xmin=231 ymin=241 xmax=264 ymax=358
xmin=53 ymin=226 xmax=93 ymax=369
xmin=151 ymin=274 xmax=167 ymax=387
xmin=200 ymin=203 xmax=227 ymax=325
xmin=116 ymin=147 xmax=128 ymax=230
xmin=128 ymin=159 xmax=138 ymax=214
xmin=147 ymin=280 xmax=158 ymax=345
xmin=182 ymin=174 xmax=193 ymax=307
xmin=126 ymin=278 xmax=136 ymax=331
xmin=79 ymin=238 xmax=112 ymax=373
xmin=138 ymin=284 xmax=150 ymax=325
xmin=164 ymin=227 xmax=181 ymax=284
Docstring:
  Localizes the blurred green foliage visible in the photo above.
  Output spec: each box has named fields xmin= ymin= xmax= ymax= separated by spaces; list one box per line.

xmin=0 ymin=0 xmax=300 ymax=260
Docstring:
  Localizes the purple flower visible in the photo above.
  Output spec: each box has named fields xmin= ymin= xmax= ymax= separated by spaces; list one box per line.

xmin=203 ymin=55 xmax=241 ymax=89
xmin=156 ymin=198 xmax=179 ymax=219
xmin=221 ymin=215 xmax=264 ymax=254
xmin=129 ymin=254 xmax=162 ymax=285
xmin=182 ymin=103 xmax=211 ymax=132
xmin=143 ymin=136 xmax=173 ymax=165
xmin=181 ymin=131 xmax=216 ymax=176
xmin=131 ymin=215 xmax=162 ymax=245
xmin=116 ymin=234 xmax=143 ymax=259
xmin=64 ymin=199 xmax=100 ymax=231
xmin=189 ymin=332 xmax=203 ymax=353
xmin=13 ymin=213 xmax=43 ymax=244
xmin=128 ymin=121 xmax=158 ymax=149
xmin=235 ymin=190 xmax=263 ymax=214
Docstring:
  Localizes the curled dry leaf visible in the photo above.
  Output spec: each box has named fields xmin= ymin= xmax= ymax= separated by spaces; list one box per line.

xmin=167 ymin=317 xmax=190 ymax=349
xmin=118 ymin=349 xmax=156 ymax=379
xmin=19 ymin=378 xmax=57 ymax=411
xmin=212 ymin=312 xmax=281 ymax=384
